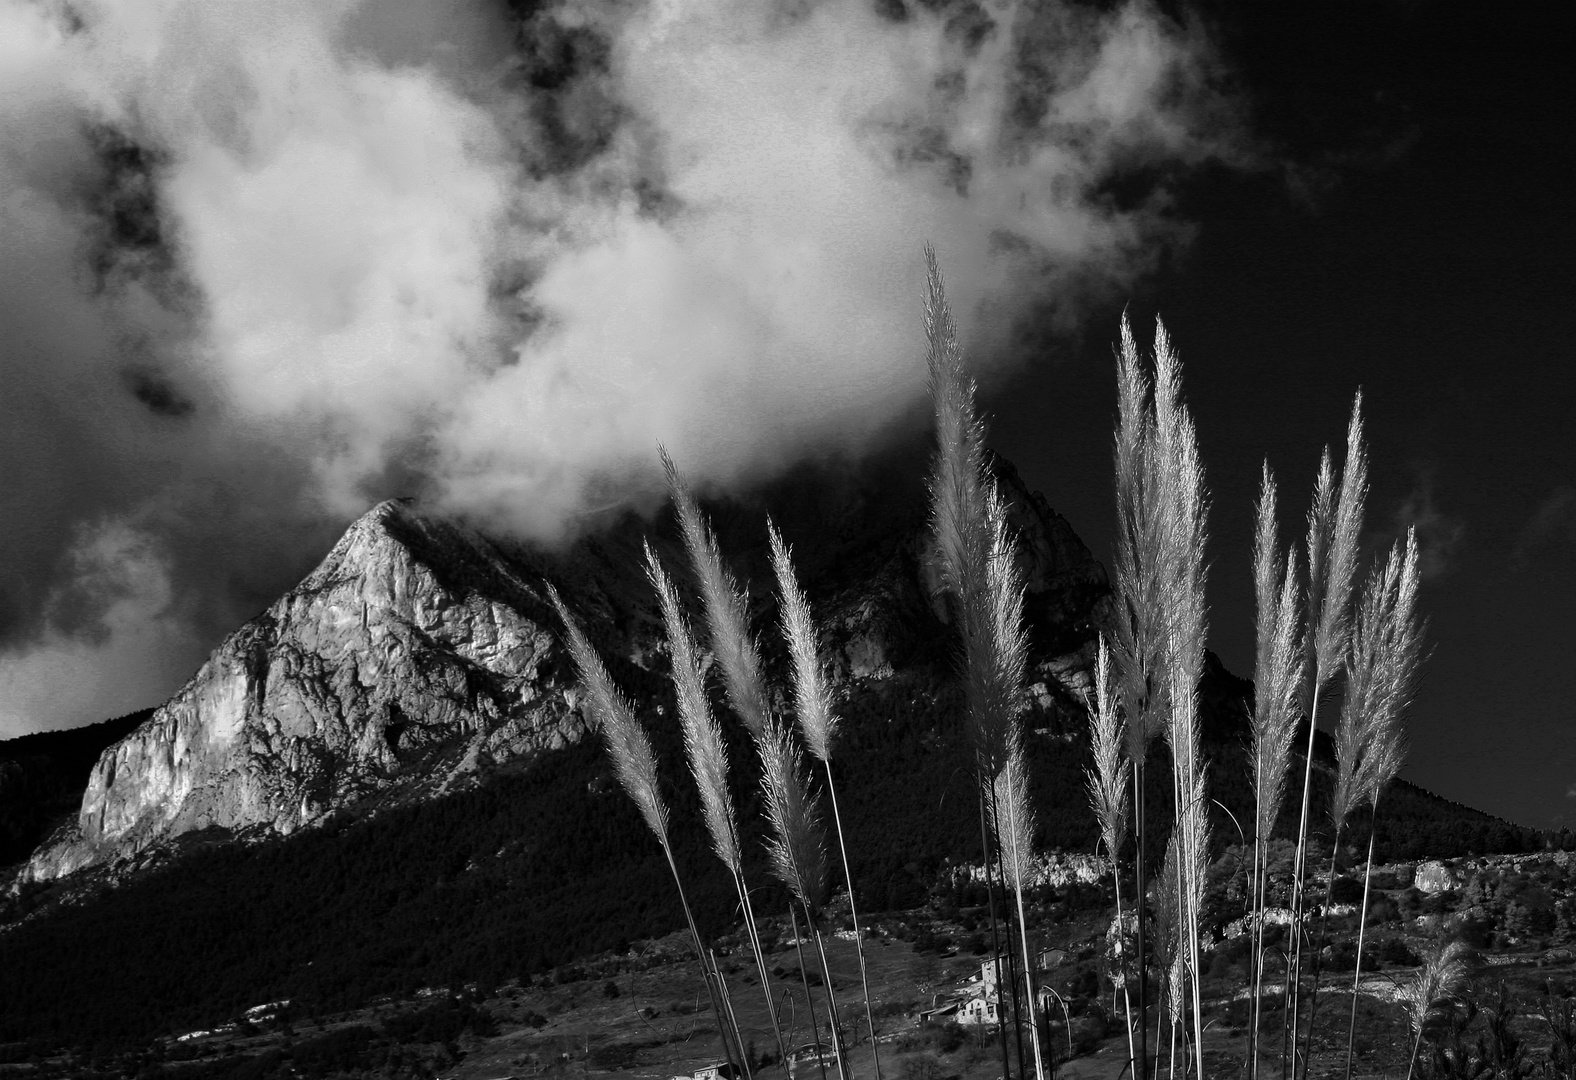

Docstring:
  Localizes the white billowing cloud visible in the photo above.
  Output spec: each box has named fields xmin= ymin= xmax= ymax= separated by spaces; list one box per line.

xmin=0 ymin=0 xmax=1241 ymax=731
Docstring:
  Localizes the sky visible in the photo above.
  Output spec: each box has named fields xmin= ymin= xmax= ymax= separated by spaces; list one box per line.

xmin=0 ymin=0 xmax=1570 ymax=829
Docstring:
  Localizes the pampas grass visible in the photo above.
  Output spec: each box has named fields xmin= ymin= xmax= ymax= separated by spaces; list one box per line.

xmin=645 ymin=543 xmax=789 ymax=1070
xmin=662 ymin=447 xmax=774 ymax=739
xmin=1105 ymin=316 xmax=1211 ymax=1080
xmin=996 ymin=736 xmax=1047 ymax=1080
xmin=1340 ymin=528 xmax=1423 ymax=1080
xmin=1150 ymin=321 xmax=1211 ymax=1080
xmin=1247 ymin=464 xmax=1306 ymax=1078
xmin=759 ymin=713 xmax=847 ymax=1080
xmin=1286 ymin=396 xmax=1368 ymax=1076
xmin=1402 ymin=938 xmax=1476 ymax=1080
xmin=1087 ymin=637 xmax=1137 ymax=1078
xmin=924 ymin=248 xmax=1027 ymax=1079
xmin=770 ymin=522 xmax=882 ymax=1080
xmin=546 ymin=584 xmax=746 ymax=1077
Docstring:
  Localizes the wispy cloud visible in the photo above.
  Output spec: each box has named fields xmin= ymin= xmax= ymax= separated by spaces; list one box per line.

xmin=1391 ymin=472 xmax=1464 ymax=581
xmin=1512 ymin=485 xmax=1576 ymax=570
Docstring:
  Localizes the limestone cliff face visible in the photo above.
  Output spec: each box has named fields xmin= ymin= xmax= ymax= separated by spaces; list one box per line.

xmin=23 ymin=500 xmax=583 ymax=884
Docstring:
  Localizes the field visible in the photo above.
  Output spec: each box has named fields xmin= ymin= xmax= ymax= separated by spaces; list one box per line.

xmin=9 ymin=849 xmax=1572 ymax=1080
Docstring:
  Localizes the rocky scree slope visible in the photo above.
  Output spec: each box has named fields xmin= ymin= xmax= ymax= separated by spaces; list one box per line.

xmin=19 ymin=455 xmax=1113 ymax=887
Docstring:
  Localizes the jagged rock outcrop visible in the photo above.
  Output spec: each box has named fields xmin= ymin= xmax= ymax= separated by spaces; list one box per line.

xmin=22 ymin=501 xmax=584 ymax=884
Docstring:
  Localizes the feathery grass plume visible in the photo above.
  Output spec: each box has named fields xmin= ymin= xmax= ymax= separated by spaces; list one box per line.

xmin=759 ymin=716 xmax=847 ymax=1080
xmin=549 ymin=585 xmax=667 ymax=844
xmin=923 ymin=244 xmax=989 ymax=610
xmin=923 ymin=249 xmax=1021 ymax=1080
xmin=1343 ymin=529 xmax=1424 ymax=1080
xmin=1110 ymin=315 xmax=1171 ymax=765
xmin=647 ymin=543 xmax=740 ymax=870
xmin=1402 ymin=939 xmax=1476 ymax=1080
xmin=1247 ymin=464 xmax=1305 ymax=1079
xmin=1086 ymin=636 xmax=1131 ymax=862
xmin=1311 ymin=395 xmax=1369 ymax=694
xmin=1251 ymin=468 xmax=1306 ymax=847
xmin=547 ymin=584 xmax=744 ymax=1076
xmin=769 ymin=520 xmax=882 ymax=1080
xmin=994 ymin=738 xmax=1047 ymax=1080
xmin=662 ymin=448 xmax=773 ymax=739
xmin=1108 ymin=315 xmax=1193 ymax=1080
xmin=1286 ymin=394 xmax=1368 ymax=1074
xmin=1149 ymin=832 xmax=1184 ymax=1078
xmin=1085 ymin=635 xmax=1137 ymax=1080
xmin=1147 ymin=318 xmax=1211 ymax=1080
xmin=646 ymin=543 xmax=789 ymax=1070
xmin=923 ymin=246 xmax=1013 ymax=776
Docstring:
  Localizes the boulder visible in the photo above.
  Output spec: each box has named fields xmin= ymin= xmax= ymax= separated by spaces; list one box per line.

xmin=1415 ymin=860 xmax=1459 ymax=895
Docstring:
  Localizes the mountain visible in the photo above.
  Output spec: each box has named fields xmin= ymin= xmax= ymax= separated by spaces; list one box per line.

xmin=14 ymin=453 xmax=1110 ymax=889
xmin=0 ymin=452 xmax=1541 ymax=1050
xmin=19 ymin=501 xmax=583 ymax=885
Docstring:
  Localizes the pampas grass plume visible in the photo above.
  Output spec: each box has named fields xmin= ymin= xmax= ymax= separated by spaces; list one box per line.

xmin=1086 ymin=636 xmax=1130 ymax=859
xmin=645 ymin=544 xmax=741 ymax=871
xmin=769 ymin=523 xmax=837 ymax=763
xmin=662 ymin=448 xmax=773 ymax=738
xmin=548 ymin=584 xmax=668 ymax=843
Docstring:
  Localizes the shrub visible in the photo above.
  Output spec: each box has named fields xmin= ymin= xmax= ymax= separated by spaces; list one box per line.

xmin=1330 ymin=877 xmax=1366 ymax=904
xmin=1381 ymin=938 xmax=1421 ymax=966
xmin=935 ymin=1023 xmax=967 ymax=1054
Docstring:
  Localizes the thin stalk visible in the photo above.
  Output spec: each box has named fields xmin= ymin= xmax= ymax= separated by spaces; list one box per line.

xmin=1112 ymin=863 xmax=1138 ymax=1080
xmin=809 ymin=917 xmax=850 ymax=1080
xmin=790 ymin=905 xmax=829 ymax=1080
xmin=824 ymin=764 xmax=882 ymax=1080
xmin=990 ymin=779 xmax=1030 ymax=1079
xmin=1134 ymin=761 xmax=1149 ymax=1080
xmin=1004 ymin=791 xmax=1047 ymax=1080
xmin=1250 ymin=835 xmax=1276 ymax=1080
xmin=1246 ymin=828 xmax=1263 ymax=1079
xmin=667 ymin=847 xmax=745 ymax=1079
xmin=980 ymin=782 xmax=1016 ymax=1080
xmin=1284 ymin=682 xmax=1325 ymax=1078
xmin=715 ymin=953 xmax=755 ymax=1080
xmin=1298 ymin=834 xmax=1345 ymax=1080
xmin=1343 ymin=823 xmax=1378 ymax=1080
xmin=1404 ymin=1027 xmax=1424 ymax=1080
xmin=737 ymin=875 xmax=790 ymax=1071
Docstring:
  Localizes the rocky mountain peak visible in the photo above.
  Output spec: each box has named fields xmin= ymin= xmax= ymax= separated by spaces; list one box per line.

xmin=21 ymin=499 xmax=580 ymax=885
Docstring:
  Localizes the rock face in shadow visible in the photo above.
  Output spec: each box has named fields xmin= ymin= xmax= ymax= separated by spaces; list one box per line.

xmin=23 ymin=501 xmax=583 ymax=884
xmin=20 ymin=455 xmax=1115 ymax=886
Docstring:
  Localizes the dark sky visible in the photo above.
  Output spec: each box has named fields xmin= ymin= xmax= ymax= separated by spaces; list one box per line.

xmin=0 ymin=0 xmax=1571 ymax=830
xmin=987 ymin=1 xmax=1576 ymax=828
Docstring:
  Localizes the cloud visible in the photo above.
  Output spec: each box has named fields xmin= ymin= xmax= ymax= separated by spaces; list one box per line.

xmin=1512 ymin=485 xmax=1576 ymax=569
xmin=0 ymin=0 xmax=1245 ymax=733
xmin=1391 ymin=473 xmax=1465 ymax=581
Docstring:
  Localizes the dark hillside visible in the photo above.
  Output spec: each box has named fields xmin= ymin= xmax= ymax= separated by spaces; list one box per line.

xmin=0 ymin=709 xmax=153 ymax=867
xmin=0 ymin=658 xmax=1538 ymax=1050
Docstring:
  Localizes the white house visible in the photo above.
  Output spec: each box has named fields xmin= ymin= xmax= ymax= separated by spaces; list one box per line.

xmin=956 ymin=994 xmax=1001 ymax=1026
xmin=690 ymin=1064 xmax=742 ymax=1080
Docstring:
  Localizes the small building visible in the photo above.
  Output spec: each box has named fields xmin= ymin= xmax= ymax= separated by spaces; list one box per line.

xmin=788 ymin=1044 xmax=847 ymax=1079
xmin=956 ymin=994 xmax=1001 ymax=1027
xmin=691 ymin=1064 xmax=743 ymax=1080
xmin=980 ymin=955 xmax=1007 ymax=994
